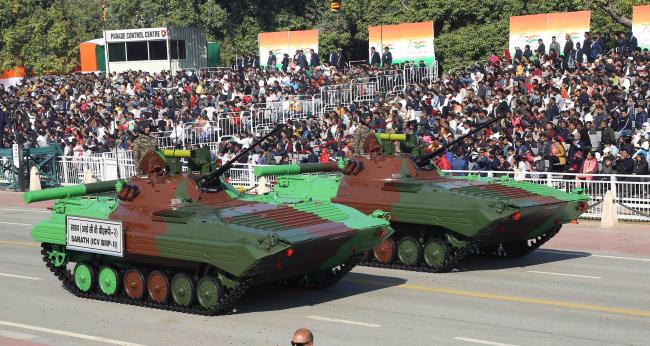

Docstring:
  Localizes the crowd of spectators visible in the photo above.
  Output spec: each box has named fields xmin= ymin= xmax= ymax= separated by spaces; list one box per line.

xmin=1 ymin=33 xmax=650 ymax=179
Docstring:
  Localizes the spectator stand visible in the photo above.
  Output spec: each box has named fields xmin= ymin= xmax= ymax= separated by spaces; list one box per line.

xmin=2 ymin=35 xmax=649 ymax=223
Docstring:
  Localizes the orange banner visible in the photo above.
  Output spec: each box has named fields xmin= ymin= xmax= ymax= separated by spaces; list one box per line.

xmin=633 ymin=5 xmax=650 ymax=49
xmin=509 ymin=11 xmax=591 ymax=57
xmin=80 ymin=42 xmax=98 ymax=72
xmin=259 ymin=30 xmax=319 ymax=67
xmin=368 ymin=22 xmax=435 ymax=65
xmin=0 ymin=66 xmax=27 ymax=87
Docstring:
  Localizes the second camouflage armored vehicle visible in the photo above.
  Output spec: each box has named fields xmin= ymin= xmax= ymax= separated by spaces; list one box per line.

xmin=24 ymin=126 xmax=393 ymax=315
xmin=254 ymin=118 xmax=590 ymax=273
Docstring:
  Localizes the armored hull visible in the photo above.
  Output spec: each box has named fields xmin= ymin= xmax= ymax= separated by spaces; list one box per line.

xmin=254 ymin=154 xmax=589 ymax=272
xmin=27 ymin=174 xmax=392 ymax=315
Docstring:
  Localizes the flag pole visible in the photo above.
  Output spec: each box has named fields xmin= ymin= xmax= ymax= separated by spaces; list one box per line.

xmin=102 ymin=0 xmax=118 ymax=179
xmin=102 ymin=0 xmax=111 ymax=77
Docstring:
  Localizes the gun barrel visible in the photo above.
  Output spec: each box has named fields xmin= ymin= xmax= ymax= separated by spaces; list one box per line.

xmin=377 ymin=133 xmax=406 ymax=141
xmin=198 ymin=124 xmax=285 ymax=188
xmin=414 ymin=115 xmax=505 ymax=167
xmin=162 ymin=149 xmax=192 ymax=158
xmin=23 ymin=180 xmax=118 ymax=204
xmin=254 ymin=162 xmax=340 ymax=177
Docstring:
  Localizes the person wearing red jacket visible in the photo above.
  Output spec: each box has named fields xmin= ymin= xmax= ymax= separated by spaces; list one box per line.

xmin=434 ymin=154 xmax=451 ymax=170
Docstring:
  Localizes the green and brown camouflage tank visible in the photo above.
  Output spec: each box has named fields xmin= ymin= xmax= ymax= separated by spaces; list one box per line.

xmin=23 ymin=127 xmax=393 ymax=315
xmin=254 ymin=129 xmax=590 ymax=273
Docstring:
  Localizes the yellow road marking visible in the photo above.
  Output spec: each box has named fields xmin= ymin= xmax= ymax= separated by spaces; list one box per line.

xmin=348 ymin=279 xmax=650 ymax=318
xmin=0 ymin=240 xmax=40 ymax=248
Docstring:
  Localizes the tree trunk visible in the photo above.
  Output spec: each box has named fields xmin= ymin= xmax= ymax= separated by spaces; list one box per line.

xmin=604 ymin=2 xmax=632 ymax=28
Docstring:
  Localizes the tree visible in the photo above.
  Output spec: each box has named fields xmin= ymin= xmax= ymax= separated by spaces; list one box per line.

xmin=0 ymin=0 xmax=645 ymax=74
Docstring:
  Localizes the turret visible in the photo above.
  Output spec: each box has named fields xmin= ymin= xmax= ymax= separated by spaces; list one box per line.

xmin=23 ymin=180 xmax=120 ymax=204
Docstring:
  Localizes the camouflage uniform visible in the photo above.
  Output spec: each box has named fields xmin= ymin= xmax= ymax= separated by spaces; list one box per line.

xmin=133 ymin=133 xmax=158 ymax=175
xmin=352 ymin=124 xmax=371 ymax=155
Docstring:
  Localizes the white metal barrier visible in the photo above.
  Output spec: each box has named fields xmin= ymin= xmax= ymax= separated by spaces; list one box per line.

xmin=225 ymin=163 xmax=258 ymax=190
xmin=375 ymin=69 xmax=405 ymax=93
xmin=321 ymin=84 xmax=353 ymax=112
xmin=183 ymin=121 xmax=218 ymax=144
xmin=312 ymin=94 xmax=324 ymax=117
xmin=144 ymin=65 xmax=437 ymax=148
xmin=404 ymin=64 xmax=435 ymax=86
xmin=352 ymin=79 xmax=379 ymax=104
xmin=57 ymin=156 xmax=136 ymax=186
xmin=0 ymin=157 xmax=14 ymax=184
xmin=89 ymin=150 xmax=133 ymax=161
xmin=442 ymin=170 xmax=650 ymax=222
xmin=198 ymin=67 xmax=234 ymax=76
xmin=225 ymin=167 xmax=650 ymax=222
xmin=153 ymin=126 xmax=186 ymax=148
xmin=46 ymin=157 xmax=650 ymax=222
xmin=318 ymin=64 xmax=435 ymax=111
xmin=197 ymin=164 xmax=650 ymax=223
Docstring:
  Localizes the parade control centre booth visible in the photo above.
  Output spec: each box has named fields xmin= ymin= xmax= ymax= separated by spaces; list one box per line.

xmin=102 ymin=27 xmax=208 ymax=74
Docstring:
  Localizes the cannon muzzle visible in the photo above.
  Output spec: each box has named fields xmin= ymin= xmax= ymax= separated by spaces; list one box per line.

xmin=376 ymin=133 xmax=407 ymax=141
xmin=23 ymin=180 xmax=119 ymax=204
xmin=162 ymin=149 xmax=192 ymax=158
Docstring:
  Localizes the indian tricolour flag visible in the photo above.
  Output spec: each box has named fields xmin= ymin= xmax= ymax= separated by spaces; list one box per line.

xmin=509 ymin=11 xmax=591 ymax=57
xmin=633 ymin=5 xmax=650 ymax=50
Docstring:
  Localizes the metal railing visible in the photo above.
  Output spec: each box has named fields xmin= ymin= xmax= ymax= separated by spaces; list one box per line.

xmin=57 ymin=156 xmax=136 ymax=186
xmin=220 ymin=166 xmax=650 ymax=222
xmin=88 ymin=150 xmax=133 ymax=161
xmin=441 ymin=170 xmax=650 ymax=222
xmin=25 ymin=155 xmax=650 ymax=222
xmin=0 ymin=157 xmax=16 ymax=185
xmin=143 ymin=64 xmax=438 ymax=148
xmin=318 ymin=64 xmax=435 ymax=111
xmin=226 ymin=167 xmax=650 ymax=221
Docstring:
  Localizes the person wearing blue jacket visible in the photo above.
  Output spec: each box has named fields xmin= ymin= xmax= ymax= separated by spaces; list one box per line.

xmin=626 ymin=32 xmax=638 ymax=54
xmin=590 ymin=33 xmax=604 ymax=61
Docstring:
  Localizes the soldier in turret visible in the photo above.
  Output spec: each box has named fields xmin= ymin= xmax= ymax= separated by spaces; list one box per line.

xmin=132 ymin=123 xmax=158 ymax=175
xmin=352 ymin=114 xmax=373 ymax=155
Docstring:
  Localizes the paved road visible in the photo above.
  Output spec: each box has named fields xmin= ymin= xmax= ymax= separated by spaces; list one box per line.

xmin=0 ymin=207 xmax=649 ymax=346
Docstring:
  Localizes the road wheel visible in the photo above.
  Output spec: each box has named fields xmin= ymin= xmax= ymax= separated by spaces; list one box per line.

xmin=373 ymin=238 xmax=396 ymax=264
xmin=397 ymin=236 xmax=422 ymax=266
xmin=147 ymin=270 xmax=170 ymax=304
xmin=123 ymin=269 xmax=146 ymax=300
xmin=171 ymin=273 xmax=195 ymax=307
xmin=423 ymin=238 xmax=449 ymax=272
xmin=46 ymin=244 xmax=67 ymax=268
xmin=74 ymin=262 xmax=95 ymax=292
xmin=196 ymin=276 xmax=223 ymax=311
xmin=98 ymin=266 xmax=120 ymax=296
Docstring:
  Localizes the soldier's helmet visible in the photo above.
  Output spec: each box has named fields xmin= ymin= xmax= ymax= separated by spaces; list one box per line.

xmin=139 ymin=123 xmax=153 ymax=134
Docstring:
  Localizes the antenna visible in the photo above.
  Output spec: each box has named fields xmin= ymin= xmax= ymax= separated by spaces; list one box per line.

xmin=413 ymin=115 xmax=506 ymax=168
xmin=196 ymin=124 xmax=285 ymax=189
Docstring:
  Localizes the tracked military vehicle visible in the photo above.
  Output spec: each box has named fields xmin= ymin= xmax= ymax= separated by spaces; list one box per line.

xmin=254 ymin=118 xmax=590 ymax=273
xmin=24 ymin=126 xmax=393 ymax=315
